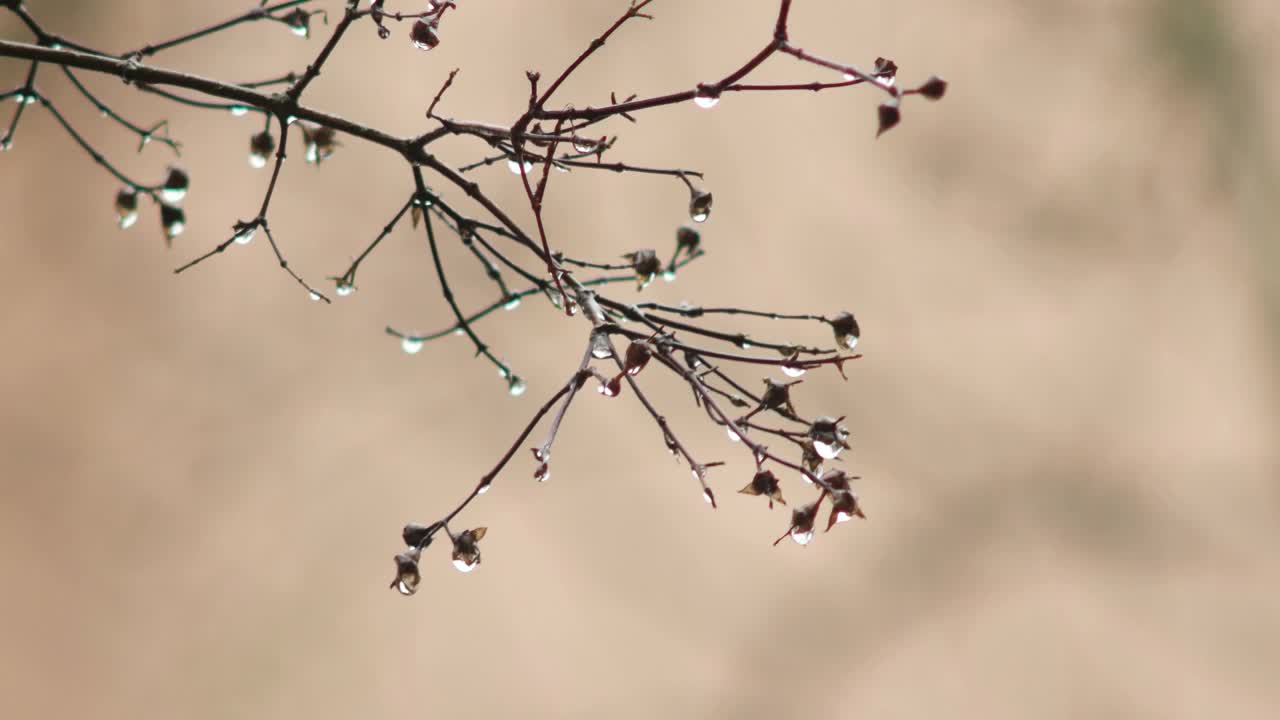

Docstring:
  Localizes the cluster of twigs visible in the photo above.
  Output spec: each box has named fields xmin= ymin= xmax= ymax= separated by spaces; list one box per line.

xmin=0 ymin=0 xmax=945 ymax=593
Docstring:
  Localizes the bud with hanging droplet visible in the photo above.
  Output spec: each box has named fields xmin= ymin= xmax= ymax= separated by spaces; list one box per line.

xmin=827 ymin=490 xmax=865 ymax=530
xmin=410 ymin=19 xmax=440 ymax=50
xmin=624 ymin=341 xmax=652 ymax=377
xmin=115 ymin=187 xmax=138 ymax=229
xmin=830 ymin=311 xmax=860 ymax=351
xmin=302 ymin=124 xmax=338 ymax=165
xmin=688 ymin=188 xmax=713 ymax=223
xmin=160 ymin=204 xmax=185 ymax=246
xmin=284 ymin=8 xmax=313 ymax=37
xmin=390 ymin=547 xmax=422 ymax=595
xmin=808 ymin=416 xmax=850 ymax=460
xmin=775 ymin=502 xmax=819 ymax=546
xmin=451 ymin=527 xmax=487 ymax=573
xmin=622 ymin=248 xmax=661 ymax=290
xmin=248 ymin=130 xmax=275 ymax=169
xmin=160 ymin=165 xmax=189 ymax=203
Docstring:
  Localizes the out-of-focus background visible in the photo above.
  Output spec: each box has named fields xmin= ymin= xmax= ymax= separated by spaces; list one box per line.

xmin=2 ymin=1 xmax=1277 ymax=718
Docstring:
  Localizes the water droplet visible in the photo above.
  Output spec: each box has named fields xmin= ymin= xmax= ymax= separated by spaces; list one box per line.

xmin=164 ymin=220 xmax=185 ymax=239
xmin=503 ymin=296 xmax=521 ymax=310
xmin=790 ymin=527 xmax=815 ymax=545
xmin=842 ymin=72 xmax=856 ymax=82
xmin=833 ymin=510 xmax=854 ymax=525
xmin=452 ymin=557 xmax=479 ymax=573
xmin=308 ymin=291 xmax=322 ymax=302
xmin=395 ymin=580 xmax=414 ymax=595
xmin=573 ymin=138 xmax=595 ymax=154
xmin=813 ymin=439 xmax=841 ymax=461
xmin=401 ymin=337 xmax=424 ymax=354
xmin=507 ymin=158 xmax=533 ymax=175
xmin=726 ymin=426 xmax=742 ymax=443
xmin=285 ymin=115 xmax=298 ymax=125
xmin=452 ymin=328 xmax=465 ymax=336
xmin=693 ymin=88 xmax=720 ymax=109
xmin=497 ymin=366 xmax=509 ymax=379
xmin=305 ymin=143 xmax=319 ymax=164
xmin=802 ymin=470 xmax=818 ymax=484
xmin=160 ymin=188 xmax=186 ymax=204
xmin=477 ymin=481 xmax=491 ymax=495
xmin=507 ymin=375 xmax=527 ymax=397
xmin=248 ymin=151 xmax=268 ymax=169
xmin=590 ymin=333 xmax=612 ymax=359
xmin=703 ymin=488 xmax=715 ymax=504
xmin=290 ymin=24 xmax=308 ymax=37
xmin=662 ymin=269 xmax=676 ymax=282
xmin=118 ymin=212 xmax=138 ymax=229
xmin=234 ymin=227 xmax=255 ymax=245
xmin=229 ymin=105 xmax=249 ymax=117
xmin=553 ymin=163 xmax=569 ymax=173
xmin=534 ymin=463 xmax=550 ymax=483
xmin=838 ymin=333 xmax=859 ymax=351
xmin=781 ymin=363 xmax=806 ymax=378
xmin=0 ymin=137 xmax=12 ymax=151
xmin=335 ymin=283 xmax=354 ymax=297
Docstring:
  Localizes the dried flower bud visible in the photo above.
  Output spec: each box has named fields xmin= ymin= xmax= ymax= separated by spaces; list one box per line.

xmin=775 ymin=501 xmax=819 ymax=546
xmin=916 ymin=76 xmax=947 ymax=100
xmin=115 ymin=187 xmax=138 ymax=229
xmin=248 ymin=130 xmax=275 ymax=169
xmin=739 ymin=469 xmax=786 ymax=509
xmin=302 ymin=124 xmax=338 ymax=165
xmin=827 ymin=490 xmax=865 ymax=530
xmin=688 ymin=189 xmax=713 ymax=223
xmin=410 ymin=19 xmax=440 ymax=50
xmin=283 ymin=8 xmax=318 ymax=38
xmin=808 ymin=416 xmax=850 ymax=460
xmin=801 ymin=444 xmax=823 ymax=477
xmin=402 ymin=521 xmax=442 ymax=548
xmin=160 ymin=203 xmax=185 ymax=245
xmin=830 ymin=311 xmax=860 ymax=350
xmin=390 ymin=547 xmax=422 ymax=595
xmin=818 ymin=468 xmax=852 ymax=491
xmin=676 ymin=226 xmax=701 ymax=252
xmin=623 ymin=249 xmax=661 ymax=290
xmin=451 ymin=527 xmax=487 ymax=573
xmin=759 ymin=378 xmax=800 ymax=416
xmin=876 ymin=102 xmax=901 ymax=137
xmin=160 ymin=165 xmax=189 ymax=203
xmin=873 ymin=57 xmax=899 ymax=81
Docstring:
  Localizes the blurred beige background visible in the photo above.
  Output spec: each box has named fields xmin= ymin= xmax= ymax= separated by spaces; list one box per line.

xmin=2 ymin=1 xmax=1277 ymax=718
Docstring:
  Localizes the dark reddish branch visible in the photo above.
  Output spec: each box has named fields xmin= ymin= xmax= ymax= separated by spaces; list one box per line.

xmin=1 ymin=0 xmax=920 ymax=559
